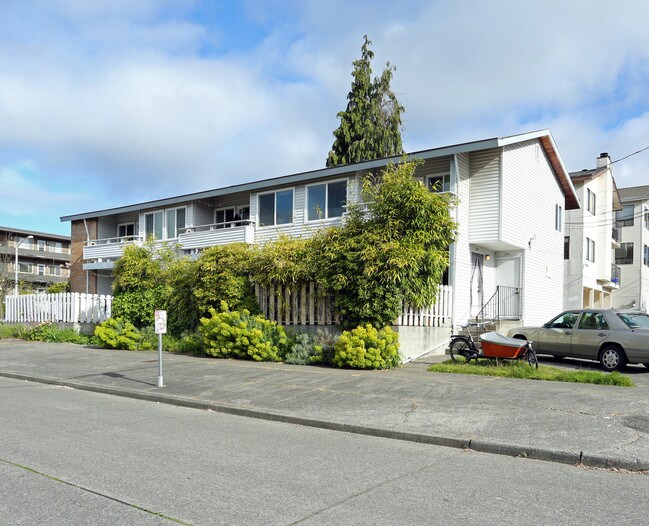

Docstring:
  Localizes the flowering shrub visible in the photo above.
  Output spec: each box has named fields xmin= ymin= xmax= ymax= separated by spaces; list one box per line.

xmin=199 ymin=302 xmax=288 ymax=362
xmin=332 ymin=324 xmax=400 ymax=369
xmin=94 ymin=318 xmax=153 ymax=350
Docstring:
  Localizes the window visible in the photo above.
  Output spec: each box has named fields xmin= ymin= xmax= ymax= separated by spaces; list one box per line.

xmin=428 ymin=174 xmax=451 ymax=193
xmin=145 ymin=211 xmax=163 ymax=240
xmin=258 ymin=189 xmax=294 ymax=226
xmin=586 ymin=237 xmax=595 ymax=263
xmin=47 ymin=241 xmax=63 ymax=253
xmin=616 ymin=242 xmax=634 ymax=264
xmin=306 ymin=180 xmax=347 ymax=221
xmin=18 ymin=262 xmax=32 ymax=273
xmin=238 ymin=206 xmax=250 ymax=221
xmin=555 ymin=204 xmax=563 ymax=231
xmin=578 ymin=312 xmax=610 ymax=331
xmin=49 ymin=264 xmax=61 ymax=276
xmin=644 ymin=245 xmax=649 ymax=267
xmin=547 ymin=312 xmax=580 ymax=329
xmin=166 ymin=207 xmax=185 ymax=238
xmin=15 ymin=236 xmax=33 ymax=250
xmin=118 ymin=223 xmax=135 ymax=239
xmin=645 ymin=210 xmax=649 ymax=230
xmin=37 ymin=264 xmax=45 ymax=276
xmin=145 ymin=208 xmax=185 ymax=240
xmin=586 ymin=188 xmax=596 ymax=215
xmin=215 ymin=208 xmax=235 ymax=228
xmin=616 ymin=204 xmax=634 ymax=227
xmin=564 ymin=236 xmax=570 ymax=260
xmin=38 ymin=240 xmax=46 ymax=251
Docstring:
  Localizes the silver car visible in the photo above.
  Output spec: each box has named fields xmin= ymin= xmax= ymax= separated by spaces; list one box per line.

xmin=507 ymin=309 xmax=649 ymax=371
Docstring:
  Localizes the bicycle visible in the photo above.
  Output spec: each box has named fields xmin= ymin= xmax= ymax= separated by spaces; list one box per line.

xmin=449 ymin=324 xmax=538 ymax=368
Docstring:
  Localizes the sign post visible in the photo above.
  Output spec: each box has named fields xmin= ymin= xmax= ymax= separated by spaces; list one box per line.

xmin=154 ymin=310 xmax=167 ymax=388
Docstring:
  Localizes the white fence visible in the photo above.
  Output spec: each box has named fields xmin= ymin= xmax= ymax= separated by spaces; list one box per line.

xmin=4 ymin=293 xmax=112 ymax=324
xmin=396 ymin=285 xmax=453 ymax=327
xmin=256 ymin=283 xmax=452 ymax=327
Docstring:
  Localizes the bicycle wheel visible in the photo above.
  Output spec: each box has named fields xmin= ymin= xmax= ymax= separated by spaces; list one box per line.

xmin=524 ymin=346 xmax=539 ymax=369
xmin=449 ymin=336 xmax=475 ymax=363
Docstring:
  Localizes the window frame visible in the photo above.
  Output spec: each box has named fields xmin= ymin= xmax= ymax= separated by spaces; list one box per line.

xmin=616 ymin=242 xmax=634 ymax=265
xmin=586 ymin=188 xmax=596 ymax=215
xmin=257 ymin=188 xmax=295 ymax=228
xmin=617 ymin=204 xmax=634 ymax=227
xmin=644 ymin=244 xmax=649 ymax=267
xmin=427 ymin=173 xmax=452 ymax=193
xmin=555 ymin=204 xmax=563 ymax=231
xmin=144 ymin=206 xmax=186 ymax=240
xmin=117 ymin=223 xmax=135 ymax=239
xmin=586 ymin=237 xmax=595 ymax=263
xmin=305 ymin=179 xmax=348 ymax=222
xmin=564 ymin=236 xmax=570 ymax=260
xmin=18 ymin=261 xmax=32 ymax=274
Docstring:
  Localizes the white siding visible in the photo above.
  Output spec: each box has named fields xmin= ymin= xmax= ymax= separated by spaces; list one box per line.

xmin=98 ymin=217 xmax=116 ymax=240
xmin=468 ymin=149 xmax=500 ymax=245
xmin=451 ymin=152 xmax=473 ymax=324
xmin=613 ymin=202 xmax=647 ymax=309
xmin=193 ymin=202 xmax=214 ymax=227
xmin=502 ymin=140 xmax=565 ymax=325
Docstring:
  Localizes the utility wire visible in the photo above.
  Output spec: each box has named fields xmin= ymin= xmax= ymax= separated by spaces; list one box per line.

xmin=612 ymin=145 xmax=649 ymax=164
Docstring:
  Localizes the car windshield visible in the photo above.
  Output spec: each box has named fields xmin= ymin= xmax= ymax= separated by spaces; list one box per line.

xmin=617 ymin=312 xmax=649 ymax=329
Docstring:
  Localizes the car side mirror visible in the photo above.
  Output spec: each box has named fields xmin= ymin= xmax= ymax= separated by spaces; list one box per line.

xmin=542 ymin=323 xmax=549 ymax=328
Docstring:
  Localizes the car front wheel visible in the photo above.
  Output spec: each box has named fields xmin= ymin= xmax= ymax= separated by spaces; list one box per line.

xmin=599 ymin=345 xmax=627 ymax=372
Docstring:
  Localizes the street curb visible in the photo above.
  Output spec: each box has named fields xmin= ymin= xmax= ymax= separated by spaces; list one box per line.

xmin=2 ymin=371 xmax=647 ymax=472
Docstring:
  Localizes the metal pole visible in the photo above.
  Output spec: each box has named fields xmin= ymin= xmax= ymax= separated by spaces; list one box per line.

xmin=157 ymin=332 xmax=164 ymax=387
xmin=14 ymin=243 xmax=18 ymax=296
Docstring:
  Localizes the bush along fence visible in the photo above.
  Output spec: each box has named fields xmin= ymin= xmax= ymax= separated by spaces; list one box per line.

xmin=4 ymin=293 xmax=112 ymax=324
xmin=255 ymin=283 xmax=453 ymax=327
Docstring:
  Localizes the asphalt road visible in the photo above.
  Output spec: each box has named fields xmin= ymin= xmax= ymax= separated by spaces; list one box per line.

xmin=1 ymin=376 xmax=648 ymax=526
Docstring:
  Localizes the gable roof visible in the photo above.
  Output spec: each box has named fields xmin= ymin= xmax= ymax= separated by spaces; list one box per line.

xmin=569 ymin=167 xmax=623 ymax=211
xmin=61 ymin=129 xmax=579 ymax=222
xmin=618 ymin=185 xmax=649 ymax=202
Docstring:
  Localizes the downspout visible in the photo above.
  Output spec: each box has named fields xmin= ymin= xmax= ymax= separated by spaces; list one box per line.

xmin=450 ymin=154 xmax=459 ymax=332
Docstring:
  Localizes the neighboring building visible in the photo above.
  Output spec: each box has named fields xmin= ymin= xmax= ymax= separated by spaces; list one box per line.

xmin=61 ymin=129 xmax=579 ymax=329
xmin=611 ymin=185 xmax=649 ymax=311
xmin=564 ymin=153 xmax=622 ymax=309
xmin=0 ymin=226 xmax=71 ymax=294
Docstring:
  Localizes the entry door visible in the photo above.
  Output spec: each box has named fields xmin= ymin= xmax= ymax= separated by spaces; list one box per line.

xmin=496 ymin=256 xmax=521 ymax=318
xmin=470 ymin=252 xmax=484 ymax=317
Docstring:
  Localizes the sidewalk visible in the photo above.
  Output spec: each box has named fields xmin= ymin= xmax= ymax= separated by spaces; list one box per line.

xmin=2 ymin=339 xmax=649 ymax=471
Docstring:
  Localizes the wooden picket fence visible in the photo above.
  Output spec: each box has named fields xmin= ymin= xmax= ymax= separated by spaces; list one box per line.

xmin=4 ymin=292 xmax=112 ymax=324
xmin=255 ymin=283 xmax=452 ymax=327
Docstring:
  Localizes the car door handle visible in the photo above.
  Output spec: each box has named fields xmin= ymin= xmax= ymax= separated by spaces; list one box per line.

xmin=564 ymin=331 xmax=572 ymax=335
xmin=598 ymin=333 xmax=607 ymax=337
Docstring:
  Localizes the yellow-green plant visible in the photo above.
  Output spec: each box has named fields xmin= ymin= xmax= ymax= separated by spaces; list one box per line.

xmin=333 ymin=324 xmax=400 ymax=369
xmin=94 ymin=318 xmax=153 ymax=350
xmin=199 ymin=302 xmax=288 ymax=362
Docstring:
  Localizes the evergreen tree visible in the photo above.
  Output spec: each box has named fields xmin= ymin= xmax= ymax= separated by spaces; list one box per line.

xmin=326 ymin=35 xmax=404 ymax=167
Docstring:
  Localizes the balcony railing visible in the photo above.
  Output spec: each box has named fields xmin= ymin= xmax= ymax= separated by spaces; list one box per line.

xmin=179 ymin=220 xmax=255 ymax=249
xmin=83 ymin=236 xmax=143 ymax=261
xmin=611 ymin=264 xmax=621 ymax=287
xmin=476 ymin=285 xmax=522 ymax=322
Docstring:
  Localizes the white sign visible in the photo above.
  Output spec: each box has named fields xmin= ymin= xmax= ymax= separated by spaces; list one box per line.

xmin=154 ymin=310 xmax=167 ymax=334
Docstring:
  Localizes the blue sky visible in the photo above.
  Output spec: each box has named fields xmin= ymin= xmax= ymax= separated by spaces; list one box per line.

xmin=2 ymin=0 xmax=649 ymax=236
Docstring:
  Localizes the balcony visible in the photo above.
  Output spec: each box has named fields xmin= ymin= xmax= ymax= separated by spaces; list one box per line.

xmin=83 ymin=236 xmax=143 ymax=269
xmin=83 ymin=221 xmax=256 ymax=269
xmin=610 ymin=263 xmax=621 ymax=288
xmin=178 ymin=220 xmax=255 ymax=250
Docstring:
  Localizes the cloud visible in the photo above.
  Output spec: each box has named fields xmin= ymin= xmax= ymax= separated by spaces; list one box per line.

xmin=2 ymin=0 xmax=649 ymax=237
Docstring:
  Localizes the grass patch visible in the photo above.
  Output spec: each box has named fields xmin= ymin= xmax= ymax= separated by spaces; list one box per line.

xmin=428 ymin=359 xmax=634 ymax=387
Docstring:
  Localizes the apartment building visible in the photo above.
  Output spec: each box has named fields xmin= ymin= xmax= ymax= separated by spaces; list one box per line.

xmin=564 ymin=153 xmax=622 ymax=309
xmin=0 ymin=226 xmax=71 ymax=294
xmin=62 ymin=129 xmax=579 ymax=328
xmin=611 ymin=185 xmax=649 ymax=311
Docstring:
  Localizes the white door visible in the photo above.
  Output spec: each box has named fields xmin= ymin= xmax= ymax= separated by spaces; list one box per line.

xmin=470 ymin=252 xmax=484 ymax=317
xmin=495 ymin=256 xmax=521 ymax=318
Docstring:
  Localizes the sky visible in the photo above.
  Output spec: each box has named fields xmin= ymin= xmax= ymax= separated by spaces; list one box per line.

xmin=2 ymin=0 xmax=649 ymax=236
